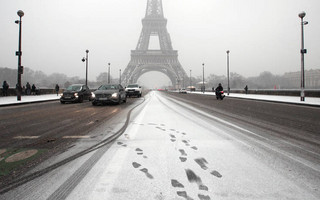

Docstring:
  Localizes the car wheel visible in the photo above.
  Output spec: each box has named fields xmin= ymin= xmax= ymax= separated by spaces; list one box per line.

xmin=79 ymin=96 xmax=83 ymax=103
xmin=92 ymin=101 xmax=97 ymax=106
xmin=60 ymin=101 xmax=65 ymax=104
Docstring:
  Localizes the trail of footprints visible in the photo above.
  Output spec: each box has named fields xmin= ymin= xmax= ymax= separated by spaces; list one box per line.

xmin=116 ymin=122 xmax=222 ymax=200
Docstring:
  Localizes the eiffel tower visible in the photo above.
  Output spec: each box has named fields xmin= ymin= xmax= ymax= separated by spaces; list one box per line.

xmin=121 ymin=0 xmax=187 ymax=88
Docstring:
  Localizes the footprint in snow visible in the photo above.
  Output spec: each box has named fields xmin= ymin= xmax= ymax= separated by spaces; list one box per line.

xmin=132 ymin=162 xmax=153 ymax=179
xmin=135 ymin=148 xmax=147 ymax=158
xmin=194 ymin=157 xmax=222 ymax=178
xmin=117 ymin=141 xmax=127 ymax=147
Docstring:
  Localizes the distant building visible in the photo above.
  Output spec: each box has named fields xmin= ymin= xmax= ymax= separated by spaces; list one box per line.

xmin=283 ymin=69 xmax=320 ymax=89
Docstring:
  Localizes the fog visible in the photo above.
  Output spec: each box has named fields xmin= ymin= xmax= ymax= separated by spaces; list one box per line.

xmin=1 ymin=0 xmax=319 ymax=88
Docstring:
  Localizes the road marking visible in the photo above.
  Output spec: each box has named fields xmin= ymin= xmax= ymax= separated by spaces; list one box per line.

xmin=0 ymin=149 xmax=6 ymax=155
xmin=13 ymin=136 xmax=40 ymax=139
xmin=62 ymin=136 xmax=90 ymax=139
xmin=87 ymin=121 xmax=94 ymax=125
xmin=5 ymin=149 xmax=38 ymax=163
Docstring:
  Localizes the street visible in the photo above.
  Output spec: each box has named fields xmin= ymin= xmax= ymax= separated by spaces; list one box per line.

xmin=0 ymin=91 xmax=319 ymax=199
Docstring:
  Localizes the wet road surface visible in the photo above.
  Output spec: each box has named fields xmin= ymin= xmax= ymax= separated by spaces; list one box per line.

xmin=0 ymin=98 xmax=138 ymax=185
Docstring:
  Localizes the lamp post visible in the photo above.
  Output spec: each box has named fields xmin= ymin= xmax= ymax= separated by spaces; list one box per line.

xmin=15 ymin=10 xmax=24 ymax=101
xmin=202 ymin=63 xmax=205 ymax=93
xmin=119 ymin=69 xmax=122 ymax=84
xmin=176 ymin=77 xmax=180 ymax=90
xmin=189 ymin=69 xmax=192 ymax=92
xmin=82 ymin=50 xmax=89 ymax=86
xmin=299 ymin=12 xmax=308 ymax=101
xmin=108 ymin=63 xmax=111 ymax=84
xmin=226 ymin=50 xmax=230 ymax=95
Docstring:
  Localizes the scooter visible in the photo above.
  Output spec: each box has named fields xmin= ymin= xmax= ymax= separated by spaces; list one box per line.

xmin=216 ymin=91 xmax=225 ymax=100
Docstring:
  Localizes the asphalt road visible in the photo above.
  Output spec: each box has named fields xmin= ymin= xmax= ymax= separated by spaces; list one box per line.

xmin=0 ymin=98 xmax=139 ymax=185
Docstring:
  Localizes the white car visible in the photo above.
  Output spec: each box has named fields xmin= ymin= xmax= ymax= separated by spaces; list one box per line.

xmin=179 ymin=88 xmax=187 ymax=94
xmin=125 ymin=84 xmax=142 ymax=97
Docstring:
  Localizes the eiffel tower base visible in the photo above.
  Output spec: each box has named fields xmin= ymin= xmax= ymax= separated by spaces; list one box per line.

xmin=121 ymin=0 xmax=187 ymax=89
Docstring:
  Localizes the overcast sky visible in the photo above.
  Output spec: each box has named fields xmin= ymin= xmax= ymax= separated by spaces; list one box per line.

xmin=1 ymin=0 xmax=319 ymax=88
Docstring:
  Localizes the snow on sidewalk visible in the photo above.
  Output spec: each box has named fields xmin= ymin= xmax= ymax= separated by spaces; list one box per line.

xmin=0 ymin=94 xmax=60 ymax=106
xmin=188 ymin=91 xmax=320 ymax=106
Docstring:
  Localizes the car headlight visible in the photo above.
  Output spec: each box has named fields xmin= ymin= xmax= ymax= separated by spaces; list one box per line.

xmin=91 ymin=92 xmax=95 ymax=98
xmin=111 ymin=93 xmax=118 ymax=98
xmin=74 ymin=93 xmax=79 ymax=98
xmin=59 ymin=93 xmax=63 ymax=97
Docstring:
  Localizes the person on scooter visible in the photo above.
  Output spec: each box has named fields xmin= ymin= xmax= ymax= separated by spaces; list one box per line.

xmin=215 ymin=83 xmax=224 ymax=100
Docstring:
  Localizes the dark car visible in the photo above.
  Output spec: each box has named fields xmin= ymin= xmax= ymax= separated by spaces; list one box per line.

xmin=60 ymin=84 xmax=92 ymax=104
xmin=92 ymin=84 xmax=127 ymax=105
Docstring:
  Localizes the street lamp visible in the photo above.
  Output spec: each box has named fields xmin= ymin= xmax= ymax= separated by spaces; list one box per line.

xmin=82 ymin=50 xmax=89 ymax=86
xmin=176 ymin=77 xmax=180 ymax=90
xmin=202 ymin=63 xmax=205 ymax=93
xmin=299 ymin=11 xmax=308 ymax=101
xmin=119 ymin=69 xmax=122 ymax=84
xmin=15 ymin=10 xmax=24 ymax=101
xmin=108 ymin=63 xmax=111 ymax=83
xmin=189 ymin=69 xmax=192 ymax=92
xmin=226 ymin=50 xmax=230 ymax=95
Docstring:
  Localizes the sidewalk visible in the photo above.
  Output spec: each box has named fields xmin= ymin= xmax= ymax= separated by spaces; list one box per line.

xmin=190 ymin=91 xmax=320 ymax=107
xmin=0 ymin=94 xmax=60 ymax=106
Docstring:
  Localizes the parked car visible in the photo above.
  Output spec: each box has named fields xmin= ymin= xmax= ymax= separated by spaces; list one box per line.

xmin=125 ymin=84 xmax=142 ymax=97
xmin=92 ymin=84 xmax=127 ymax=105
xmin=60 ymin=84 xmax=92 ymax=104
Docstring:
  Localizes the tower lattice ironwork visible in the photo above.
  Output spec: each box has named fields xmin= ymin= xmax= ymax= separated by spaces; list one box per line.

xmin=121 ymin=0 xmax=187 ymax=88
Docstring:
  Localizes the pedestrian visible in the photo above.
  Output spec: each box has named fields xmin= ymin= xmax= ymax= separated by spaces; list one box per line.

xmin=31 ymin=84 xmax=36 ymax=95
xmin=212 ymin=87 xmax=214 ymax=93
xmin=244 ymin=85 xmax=248 ymax=94
xmin=26 ymin=82 xmax=31 ymax=95
xmin=55 ymin=84 xmax=60 ymax=96
xmin=2 ymin=80 xmax=9 ymax=96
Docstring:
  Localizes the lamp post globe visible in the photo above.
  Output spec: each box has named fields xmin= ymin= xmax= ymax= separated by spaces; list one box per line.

xmin=17 ymin=10 xmax=24 ymax=17
xmin=298 ymin=12 xmax=306 ymax=19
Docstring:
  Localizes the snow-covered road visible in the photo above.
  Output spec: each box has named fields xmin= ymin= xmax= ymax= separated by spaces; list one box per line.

xmin=1 ymin=91 xmax=318 ymax=200
xmin=67 ymin=91 xmax=318 ymax=199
